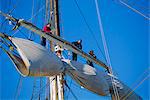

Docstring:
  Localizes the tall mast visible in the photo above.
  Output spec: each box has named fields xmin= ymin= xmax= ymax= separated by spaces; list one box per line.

xmin=49 ymin=0 xmax=64 ymax=100
xmin=54 ymin=0 xmax=64 ymax=100
xmin=48 ymin=0 xmax=58 ymax=100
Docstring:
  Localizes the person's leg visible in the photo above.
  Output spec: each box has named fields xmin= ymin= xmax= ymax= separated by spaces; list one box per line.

xmin=74 ymin=54 xmax=77 ymax=61
xmin=72 ymin=53 xmax=77 ymax=61
xmin=41 ymin=37 xmax=46 ymax=46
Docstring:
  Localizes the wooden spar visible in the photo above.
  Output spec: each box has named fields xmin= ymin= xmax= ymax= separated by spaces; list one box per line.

xmin=0 ymin=11 xmax=110 ymax=71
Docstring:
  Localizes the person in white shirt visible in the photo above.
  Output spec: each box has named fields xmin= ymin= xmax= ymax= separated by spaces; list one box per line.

xmin=54 ymin=45 xmax=70 ymax=63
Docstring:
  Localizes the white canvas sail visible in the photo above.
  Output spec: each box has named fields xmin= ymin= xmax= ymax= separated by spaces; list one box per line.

xmin=9 ymin=37 xmax=64 ymax=76
xmin=65 ymin=61 xmax=142 ymax=99
xmin=65 ymin=61 xmax=110 ymax=96
xmin=4 ymin=37 xmax=142 ymax=99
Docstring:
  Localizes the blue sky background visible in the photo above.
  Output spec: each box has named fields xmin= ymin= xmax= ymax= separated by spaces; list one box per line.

xmin=0 ymin=0 xmax=149 ymax=100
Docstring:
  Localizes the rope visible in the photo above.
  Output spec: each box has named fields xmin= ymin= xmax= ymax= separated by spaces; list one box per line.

xmin=0 ymin=39 xmax=4 ymax=56
xmin=59 ymin=0 xmax=65 ymax=39
xmin=124 ymin=0 xmax=150 ymax=11
xmin=123 ymin=73 xmax=150 ymax=100
xmin=65 ymin=82 xmax=78 ymax=100
xmin=94 ymin=0 xmax=120 ymax=100
xmin=119 ymin=0 xmax=150 ymax=20
xmin=17 ymin=28 xmax=29 ymax=39
xmin=28 ymin=0 xmax=35 ymax=40
xmin=15 ymin=75 xmax=23 ymax=99
xmin=0 ymin=0 xmax=20 ymax=31
xmin=129 ymin=67 xmax=150 ymax=92
xmin=65 ymin=79 xmax=72 ymax=100
xmin=120 ymin=67 xmax=150 ymax=99
xmin=11 ymin=5 xmax=45 ymax=37
xmin=31 ymin=78 xmax=38 ymax=100
xmin=34 ymin=78 xmax=51 ymax=99
xmin=73 ymin=0 xmax=107 ymax=62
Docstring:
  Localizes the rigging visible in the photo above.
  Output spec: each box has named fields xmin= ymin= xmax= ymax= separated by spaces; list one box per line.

xmin=72 ymin=0 xmax=107 ymax=62
xmin=94 ymin=0 xmax=120 ymax=99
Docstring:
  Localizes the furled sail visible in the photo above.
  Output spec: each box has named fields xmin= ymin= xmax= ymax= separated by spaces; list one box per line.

xmin=3 ymin=37 xmax=142 ymax=99
xmin=8 ymin=37 xmax=64 ymax=76
xmin=65 ymin=61 xmax=142 ymax=99
xmin=65 ymin=61 xmax=110 ymax=96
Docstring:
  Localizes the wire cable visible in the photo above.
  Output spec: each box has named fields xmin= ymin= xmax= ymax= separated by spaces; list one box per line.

xmin=15 ymin=75 xmax=23 ymax=99
xmin=123 ymin=73 xmax=150 ymax=100
xmin=118 ymin=0 xmax=150 ymax=20
xmin=73 ymin=0 xmax=107 ymax=62
xmin=0 ymin=0 xmax=20 ymax=31
xmin=65 ymin=81 xmax=78 ymax=100
xmin=11 ymin=5 xmax=45 ymax=37
xmin=28 ymin=0 xmax=35 ymax=40
xmin=94 ymin=0 xmax=120 ymax=99
xmin=120 ymin=67 xmax=150 ymax=99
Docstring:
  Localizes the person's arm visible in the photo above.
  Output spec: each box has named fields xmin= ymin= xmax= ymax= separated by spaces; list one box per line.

xmin=79 ymin=44 xmax=82 ymax=49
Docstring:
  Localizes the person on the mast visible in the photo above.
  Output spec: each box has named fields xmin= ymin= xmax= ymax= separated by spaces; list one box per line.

xmin=86 ymin=50 xmax=96 ymax=67
xmin=41 ymin=23 xmax=52 ymax=46
xmin=54 ymin=45 xmax=64 ymax=59
xmin=72 ymin=40 xmax=82 ymax=61
xmin=54 ymin=45 xmax=70 ymax=63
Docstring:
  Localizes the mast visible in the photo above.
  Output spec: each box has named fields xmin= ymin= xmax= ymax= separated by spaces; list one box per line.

xmin=47 ymin=0 xmax=58 ymax=100
xmin=49 ymin=0 xmax=64 ymax=100
xmin=54 ymin=0 xmax=64 ymax=100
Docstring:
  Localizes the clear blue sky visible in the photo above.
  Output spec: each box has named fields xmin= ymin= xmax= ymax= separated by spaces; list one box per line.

xmin=0 ymin=0 xmax=149 ymax=100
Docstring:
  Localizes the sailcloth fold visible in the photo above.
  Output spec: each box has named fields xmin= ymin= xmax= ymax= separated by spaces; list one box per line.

xmin=9 ymin=37 xmax=64 ymax=76
xmin=4 ymin=37 xmax=142 ymax=99
xmin=65 ymin=61 xmax=142 ymax=99
xmin=65 ymin=61 xmax=110 ymax=96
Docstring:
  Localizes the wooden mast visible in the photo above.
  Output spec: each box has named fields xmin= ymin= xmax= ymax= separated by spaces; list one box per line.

xmin=49 ymin=0 xmax=64 ymax=100
xmin=49 ymin=0 xmax=58 ymax=100
xmin=54 ymin=0 xmax=64 ymax=100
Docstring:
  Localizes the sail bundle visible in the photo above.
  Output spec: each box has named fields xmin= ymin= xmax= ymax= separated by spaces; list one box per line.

xmin=65 ymin=61 xmax=142 ymax=99
xmin=65 ymin=61 xmax=110 ymax=96
xmin=5 ymin=37 xmax=64 ymax=76
xmin=2 ymin=36 xmax=142 ymax=99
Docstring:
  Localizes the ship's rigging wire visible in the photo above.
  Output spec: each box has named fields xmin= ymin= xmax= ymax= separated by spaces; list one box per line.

xmin=29 ymin=0 xmax=47 ymax=99
xmin=65 ymin=82 xmax=78 ymax=100
xmin=28 ymin=0 xmax=35 ymax=40
xmin=121 ymin=67 xmax=150 ymax=99
xmin=15 ymin=75 xmax=23 ymax=99
xmin=94 ymin=0 xmax=120 ymax=99
xmin=0 ymin=39 xmax=5 ymax=56
xmin=123 ymin=73 xmax=150 ymax=100
xmin=123 ymin=0 xmax=150 ymax=11
xmin=0 ymin=0 xmax=20 ymax=32
xmin=65 ymin=78 xmax=73 ymax=100
xmin=72 ymin=0 xmax=107 ymax=62
xmin=118 ymin=0 xmax=150 ymax=20
xmin=129 ymin=67 xmax=150 ymax=93
xmin=28 ymin=0 xmax=42 ymax=41
xmin=17 ymin=28 xmax=29 ymax=39
xmin=33 ymin=77 xmax=55 ymax=99
xmin=11 ymin=5 xmax=45 ymax=37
